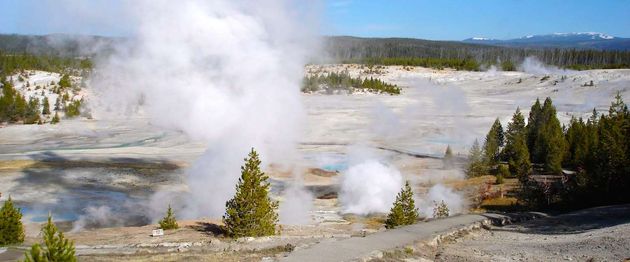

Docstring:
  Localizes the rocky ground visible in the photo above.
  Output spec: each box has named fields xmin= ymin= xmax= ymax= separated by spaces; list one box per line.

xmin=369 ymin=205 xmax=630 ymax=262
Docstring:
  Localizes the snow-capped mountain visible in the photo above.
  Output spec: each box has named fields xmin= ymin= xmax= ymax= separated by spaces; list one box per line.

xmin=463 ymin=32 xmax=630 ymax=50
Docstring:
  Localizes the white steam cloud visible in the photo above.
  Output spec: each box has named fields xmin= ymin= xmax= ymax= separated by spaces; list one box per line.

xmin=279 ymin=178 xmax=314 ymax=225
xmin=417 ymin=184 xmax=465 ymax=218
xmin=71 ymin=206 xmax=120 ymax=232
xmin=518 ymin=56 xmax=573 ymax=75
xmin=89 ymin=0 xmax=320 ymax=219
xmin=339 ymin=160 xmax=403 ymax=215
xmin=71 ymin=201 xmax=149 ymax=232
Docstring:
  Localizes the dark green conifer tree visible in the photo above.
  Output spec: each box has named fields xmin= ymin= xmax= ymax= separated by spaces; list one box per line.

xmin=223 ymin=148 xmax=278 ymax=237
xmin=58 ymin=74 xmax=71 ymax=89
xmin=0 ymin=196 xmax=25 ymax=245
xmin=586 ymin=92 xmax=630 ymax=202
xmin=24 ymin=97 xmax=40 ymax=124
xmin=503 ymin=108 xmax=526 ymax=161
xmin=13 ymin=94 xmax=27 ymax=122
xmin=466 ymin=139 xmax=486 ymax=177
xmin=23 ymin=215 xmax=76 ymax=262
xmin=54 ymin=97 xmax=61 ymax=111
xmin=508 ymin=135 xmax=532 ymax=180
xmin=158 ymin=205 xmax=179 ymax=230
xmin=564 ymin=117 xmax=590 ymax=169
xmin=41 ymin=97 xmax=50 ymax=115
xmin=385 ymin=181 xmax=419 ymax=229
xmin=483 ymin=118 xmax=504 ymax=167
xmin=527 ymin=98 xmax=543 ymax=163
xmin=540 ymin=98 xmax=566 ymax=174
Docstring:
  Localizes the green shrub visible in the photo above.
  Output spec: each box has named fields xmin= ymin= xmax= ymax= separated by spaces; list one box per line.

xmin=0 ymin=196 xmax=25 ymax=246
xmin=495 ymin=173 xmax=504 ymax=184
xmin=58 ymin=74 xmax=71 ymax=88
xmin=432 ymin=201 xmax=450 ymax=218
xmin=158 ymin=205 xmax=179 ymax=230
xmin=64 ymin=100 xmax=81 ymax=118
xmin=496 ymin=164 xmax=509 ymax=184
xmin=51 ymin=112 xmax=60 ymax=124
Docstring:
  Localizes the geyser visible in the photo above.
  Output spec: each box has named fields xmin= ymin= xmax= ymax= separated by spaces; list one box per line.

xmin=90 ymin=0 xmax=320 ymax=220
xmin=339 ymin=160 xmax=403 ymax=215
xmin=417 ymin=183 xmax=465 ymax=218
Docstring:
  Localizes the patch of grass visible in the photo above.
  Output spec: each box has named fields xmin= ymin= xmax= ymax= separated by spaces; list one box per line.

xmin=482 ymin=197 xmax=518 ymax=206
xmin=480 ymin=197 xmax=524 ymax=212
xmin=446 ymin=175 xmax=495 ymax=191
xmin=342 ymin=214 xmax=386 ymax=230
xmin=373 ymin=247 xmax=418 ymax=261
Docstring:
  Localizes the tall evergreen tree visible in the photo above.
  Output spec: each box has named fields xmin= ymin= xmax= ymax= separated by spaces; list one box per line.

xmin=223 ymin=148 xmax=278 ymax=237
xmin=0 ymin=196 xmax=25 ymax=245
xmin=13 ymin=94 xmax=27 ymax=122
xmin=503 ymin=108 xmax=526 ymax=159
xmin=385 ymin=181 xmax=419 ymax=229
xmin=540 ymin=98 xmax=566 ymax=173
xmin=53 ymin=97 xmax=61 ymax=111
xmin=23 ymin=215 xmax=76 ymax=262
xmin=564 ymin=117 xmax=590 ymax=169
xmin=24 ymin=97 xmax=40 ymax=124
xmin=503 ymin=108 xmax=531 ymax=178
xmin=0 ymin=81 xmax=17 ymax=122
xmin=41 ymin=97 xmax=50 ymax=115
xmin=527 ymin=98 xmax=543 ymax=163
xmin=587 ymin=92 xmax=630 ymax=202
xmin=505 ymin=108 xmax=526 ymax=143
xmin=466 ymin=139 xmax=486 ymax=177
xmin=508 ymin=134 xmax=532 ymax=180
xmin=483 ymin=118 xmax=504 ymax=167
xmin=492 ymin=118 xmax=505 ymax=148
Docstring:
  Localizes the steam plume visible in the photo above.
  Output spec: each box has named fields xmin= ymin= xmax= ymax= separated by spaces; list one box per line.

xmin=90 ymin=0 xmax=320 ymax=219
xmin=339 ymin=160 xmax=403 ymax=215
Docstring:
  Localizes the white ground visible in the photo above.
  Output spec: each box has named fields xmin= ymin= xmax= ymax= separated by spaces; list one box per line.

xmin=1 ymin=65 xmax=630 ymax=225
xmin=5 ymin=70 xmax=87 ymax=122
xmin=1 ymin=65 xmax=629 ymax=260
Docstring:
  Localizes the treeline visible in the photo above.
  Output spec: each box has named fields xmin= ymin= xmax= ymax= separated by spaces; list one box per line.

xmin=0 ymin=34 xmax=115 ymax=57
xmin=302 ymin=72 xmax=401 ymax=95
xmin=0 ymin=80 xmax=44 ymax=124
xmin=325 ymin=36 xmax=630 ymax=70
xmin=468 ymin=93 xmax=630 ymax=208
xmin=346 ymin=57 xmax=480 ymax=71
xmin=0 ymin=77 xmax=82 ymax=124
xmin=0 ymin=51 xmax=92 ymax=77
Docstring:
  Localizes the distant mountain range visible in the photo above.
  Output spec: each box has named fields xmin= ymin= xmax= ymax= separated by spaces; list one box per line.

xmin=463 ymin=32 xmax=630 ymax=50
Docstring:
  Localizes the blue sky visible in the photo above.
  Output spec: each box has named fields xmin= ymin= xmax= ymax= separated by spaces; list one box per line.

xmin=1 ymin=0 xmax=629 ymax=40
xmin=324 ymin=0 xmax=630 ymax=40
